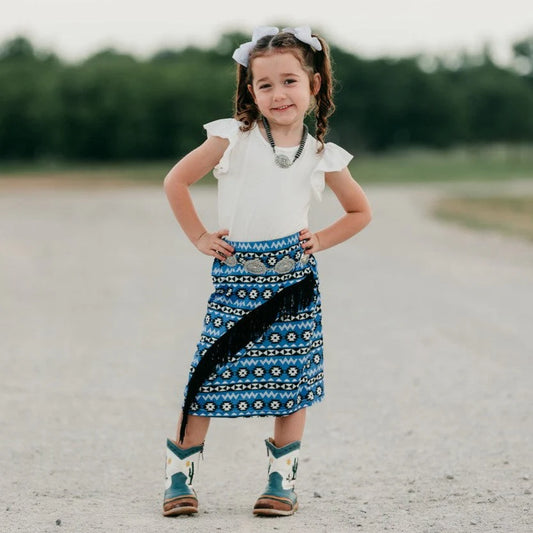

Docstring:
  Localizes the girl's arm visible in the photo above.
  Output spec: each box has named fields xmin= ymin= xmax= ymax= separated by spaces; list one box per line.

xmin=300 ymin=167 xmax=372 ymax=253
xmin=163 ymin=136 xmax=235 ymax=258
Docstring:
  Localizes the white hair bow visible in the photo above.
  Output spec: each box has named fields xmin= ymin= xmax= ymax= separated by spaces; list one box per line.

xmin=232 ymin=25 xmax=322 ymax=67
xmin=232 ymin=26 xmax=279 ymax=67
xmin=282 ymin=27 xmax=322 ymax=53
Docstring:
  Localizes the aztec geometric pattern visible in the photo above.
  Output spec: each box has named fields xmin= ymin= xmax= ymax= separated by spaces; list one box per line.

xmin=181 ymin=232 xmax=324 ymax=433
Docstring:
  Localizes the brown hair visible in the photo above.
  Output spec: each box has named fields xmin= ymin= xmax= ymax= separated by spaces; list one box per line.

xmin=234 ymin=30 xmax=335 ymax=152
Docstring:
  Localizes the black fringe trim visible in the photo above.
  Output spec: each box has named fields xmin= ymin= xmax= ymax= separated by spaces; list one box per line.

xmin=179 ymin=272 xmax=316 ymax=443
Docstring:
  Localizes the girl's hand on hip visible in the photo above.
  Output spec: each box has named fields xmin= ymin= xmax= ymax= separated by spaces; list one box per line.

xmin=196 ymin=229 xmax=235 ymax=259
xmin=299 ymin=228 xmax=321 ymax=254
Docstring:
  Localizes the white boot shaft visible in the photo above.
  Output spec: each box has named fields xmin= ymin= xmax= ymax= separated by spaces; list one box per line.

xmin=266 ymin=438 xmax=300 ymax=491
xmin=165 ymin=439 xmax=202 ymax=490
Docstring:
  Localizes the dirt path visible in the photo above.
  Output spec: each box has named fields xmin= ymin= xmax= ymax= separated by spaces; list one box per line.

xmin=1 ymin=179 xmax=532 ymax=532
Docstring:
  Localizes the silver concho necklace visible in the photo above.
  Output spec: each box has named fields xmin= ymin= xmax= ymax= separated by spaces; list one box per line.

xmin=262 ymin=116 xmax=308 ymax=169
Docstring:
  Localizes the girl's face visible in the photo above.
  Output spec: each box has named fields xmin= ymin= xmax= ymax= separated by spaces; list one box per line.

xmin=248 ymin=51 xmax=320 ymax=129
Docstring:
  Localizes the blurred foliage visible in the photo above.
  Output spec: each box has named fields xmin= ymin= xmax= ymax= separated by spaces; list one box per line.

xmin=0 ymin=34 xmax=532 ymax=161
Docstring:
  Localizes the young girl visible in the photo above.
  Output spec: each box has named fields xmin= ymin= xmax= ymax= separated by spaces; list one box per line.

xmin=162 ymin=25 xmax=371 ymax=517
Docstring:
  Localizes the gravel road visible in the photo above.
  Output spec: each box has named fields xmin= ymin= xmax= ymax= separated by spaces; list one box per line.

xmin=1 ymin=178 xmax=532 ymax=532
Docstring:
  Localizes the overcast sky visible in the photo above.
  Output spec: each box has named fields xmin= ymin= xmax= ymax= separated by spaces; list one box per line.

xmin=2 ymin=0 xmax=532 ymax=63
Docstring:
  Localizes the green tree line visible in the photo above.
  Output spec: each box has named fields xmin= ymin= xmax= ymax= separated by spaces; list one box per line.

xmin=0 ymin=33 xmax=532 ymax=160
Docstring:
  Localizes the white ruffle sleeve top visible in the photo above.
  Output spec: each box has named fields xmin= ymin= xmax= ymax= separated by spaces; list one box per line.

xmin=204 ymin=118 xmax=353 ymax=242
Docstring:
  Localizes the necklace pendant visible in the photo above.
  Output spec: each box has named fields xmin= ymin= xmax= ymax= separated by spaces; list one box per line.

xmin=275 ymin=154 xmax=292 ymax=168
xmin=262 ymin=116 xmax=308 ymax=170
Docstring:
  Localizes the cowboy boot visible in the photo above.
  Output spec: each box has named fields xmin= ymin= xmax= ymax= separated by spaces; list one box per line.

xmin=253 ymin=438 xmax=301 ymax=516
xmin=163 ymin=438 xmax=203 ymax=516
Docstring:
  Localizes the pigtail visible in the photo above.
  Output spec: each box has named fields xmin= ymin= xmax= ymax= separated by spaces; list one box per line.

xmin=234 ymin=64 xmax=258 ymax=131
xmin=312 ymin=35 xmax=335 ymax=152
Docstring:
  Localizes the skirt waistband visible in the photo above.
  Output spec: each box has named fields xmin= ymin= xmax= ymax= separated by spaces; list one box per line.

xmin=224 ymin=232 xmax=301 ymax=254
xmin=219 ymin=232 xmax=310 ymax=275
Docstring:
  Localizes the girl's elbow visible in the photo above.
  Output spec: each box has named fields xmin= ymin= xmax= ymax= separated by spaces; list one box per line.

xmin=355 ymin=206 xmax=372 ymax=228
xmin=364 ymin=206 xmax=373 ymax=226
xmin=163 ymin=170 xmax=173 ymax=190
xmin=163 ymin=171 xmax=182 ymax=192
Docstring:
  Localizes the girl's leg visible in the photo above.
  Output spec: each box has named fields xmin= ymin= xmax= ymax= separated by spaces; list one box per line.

xmin=254 ymin=408 xmax=306 ymax=516
xmin=164 ymin=413 xmax=209 ymax=517
xmin=174 ymin=412 xmax=210 ymax=448
xmin=274 ymin=407 xmax=306 ymax=447
xmin=163 ymin=414 xmax=210 ymax=516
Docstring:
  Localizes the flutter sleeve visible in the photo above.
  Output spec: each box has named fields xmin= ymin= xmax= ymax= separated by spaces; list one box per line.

xmin=311 ymin=142 xmax=354 ymax=201
xmin=203 ymin=118 xmax=242 ymax=177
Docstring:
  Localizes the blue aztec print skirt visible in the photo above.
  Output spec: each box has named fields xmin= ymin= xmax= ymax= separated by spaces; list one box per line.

xmin=179 ymin=232 xmax=324 ymax=442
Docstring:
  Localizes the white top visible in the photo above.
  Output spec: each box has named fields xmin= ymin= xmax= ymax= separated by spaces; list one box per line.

xmin=204 ymin=118 xmax=353 ymax=242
